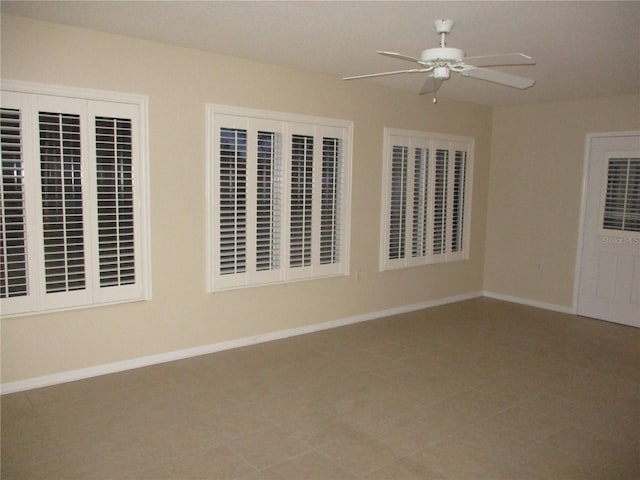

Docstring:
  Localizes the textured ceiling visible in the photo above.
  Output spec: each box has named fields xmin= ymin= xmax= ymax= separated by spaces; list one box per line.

xmin=2 ymin=1 xmax=639 ymax=106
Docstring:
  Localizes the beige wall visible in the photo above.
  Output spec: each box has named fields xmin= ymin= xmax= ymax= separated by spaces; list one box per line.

xmin=1 ymin=15 xmax=492 ymax=383
xmin=484 ymin=95 xmax=640 ymax=308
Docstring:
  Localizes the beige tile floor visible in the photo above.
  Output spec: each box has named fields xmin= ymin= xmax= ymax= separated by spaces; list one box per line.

xmin=2 ymin=298 xmax=639 ymax=479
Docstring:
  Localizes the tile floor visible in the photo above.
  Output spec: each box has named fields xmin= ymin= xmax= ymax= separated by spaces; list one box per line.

xmin=2 ymin=298 xmax=639 ymax=479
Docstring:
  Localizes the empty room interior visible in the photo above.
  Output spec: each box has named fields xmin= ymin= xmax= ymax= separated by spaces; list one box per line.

xmin=1 ymin=1 xmax=639 ymax=479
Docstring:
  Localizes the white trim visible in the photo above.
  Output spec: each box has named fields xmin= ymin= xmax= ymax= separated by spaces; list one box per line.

xmin=1 ymin=79 xmax=148 ymax=106
xmin=483 ymin=290 xmax=575 ymax=315
xmin=384 ymin=128 xmax=475 ymax=145
xmin=207 ymin=103 xmax=354 ymax=131
xmin=1 ymin=290 xmax=481 ymax=394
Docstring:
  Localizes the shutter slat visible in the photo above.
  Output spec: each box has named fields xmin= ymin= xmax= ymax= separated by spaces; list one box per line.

xmin=289 ymin=134 xmax=313 ymax=268
xmin=256 ymin=131 xmax=281 ymax=272
xmin=320 ymin=137 xmax=341 ymax=265
xmin=95 ymin=116 xmax=137 ymax=287
xmin=219 ymin=128 xmax=247 ymax=275
xmin=0 ymin=107 xmax=29 ymax=298
xmin=451 ymin=150 xmax=467 ymax=253
xmin=388 ymin=145 xmax=408 ymax=260
xmin=38 ymin=111 xmax=87 ymax=294
xmin=432 ymin=148 xmax=449 ymax=255
xmin=411 ymin=147 xmax=429 ymax=258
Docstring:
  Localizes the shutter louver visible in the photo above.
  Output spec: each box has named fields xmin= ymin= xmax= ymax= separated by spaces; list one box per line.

xmin=603 ymin=159 xmax=626 ymax=231
xmin=95 ymin=117 xmax=135 ymax=287
xmin=389 ymin=145 xmax=408 ymax=260
xmin=320 ymin=137 xmax=341 ymax=265
xmin=1 ymin=108 xmax=29 ymax=299
xmin=412 ymin=147 xmax=429 ymax=257
xmin=39 ymin=112 xmax=86 ymax=294
xmin=290 ymin=134 xmax=313 ymax=268
xmin=219 ymin=128 xmax=247 ymax=275
xmin=603 ymin=158 xmax=640 ymax=232
xmin=628 ymin=159 xmax=640 ymax=231
xmin=452 ymin=150 xmax=467 ymax=252
xmin=256 ymin=131 xmax=280 ymax=271
xmin=433 ymin=148 xmax=449 ymax=255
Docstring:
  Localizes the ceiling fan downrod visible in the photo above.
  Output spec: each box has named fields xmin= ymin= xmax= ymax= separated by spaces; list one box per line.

xmin=420 ymin=19 xmax=465 ymax=67
xmin=434 ymin=19 xmax=454 ymax=48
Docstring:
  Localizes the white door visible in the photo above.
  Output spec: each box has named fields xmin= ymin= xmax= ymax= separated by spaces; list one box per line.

xmin=577 ymin=132 xmax=640 ymax=327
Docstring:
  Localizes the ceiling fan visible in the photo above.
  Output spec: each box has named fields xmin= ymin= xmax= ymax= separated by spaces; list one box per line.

xmin=342 ymin=19 xmax=536 ymax=101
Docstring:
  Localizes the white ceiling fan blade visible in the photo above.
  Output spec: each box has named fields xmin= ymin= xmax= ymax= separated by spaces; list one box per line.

xmin=342 ymin=68 xmax=428 ymax=80
xmin=461 ymin=67 xmax=535 ymax=89
xmin=419 ymin=76 xmax=443 ymax=95
xmin=462 ymin=53 xmax=535 ymax=67
xmin=377 ymin=51 xmax=420 ymax=63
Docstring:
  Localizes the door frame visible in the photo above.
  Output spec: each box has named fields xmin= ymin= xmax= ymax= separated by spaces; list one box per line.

xmin=573 ymin=131 xmax=640 ymax=317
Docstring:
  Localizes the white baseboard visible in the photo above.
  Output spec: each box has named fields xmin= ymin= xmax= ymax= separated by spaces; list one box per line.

xmin=482 ymin=291 xmax=575 ymax=315
xmin=1 ymin=291 xmax=482 ymax=394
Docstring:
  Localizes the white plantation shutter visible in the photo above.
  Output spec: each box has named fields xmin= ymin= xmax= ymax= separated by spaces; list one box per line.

xmin=213 ymin=116 xmax=285 ymax=290
xmin=89 ymin=100 xmax=146 ymax=305
xmin=296 ymin=125 xmax=346 ymax=280
xmin=381 ymin=129 xmax=473 ymax=271
xmin=25 ymin=94 xmax=93 ymax=312
xmin=603 ymin=157 xmax=640 ymax=232
xmin=0 ymin=82 xmax=150 ymax=317
xmin=208 ymin=106 xmax=352 ymax=291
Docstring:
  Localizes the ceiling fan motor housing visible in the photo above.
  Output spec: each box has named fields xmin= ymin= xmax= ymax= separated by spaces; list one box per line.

xmin=420 ymin=47 xmax=465 ymax=63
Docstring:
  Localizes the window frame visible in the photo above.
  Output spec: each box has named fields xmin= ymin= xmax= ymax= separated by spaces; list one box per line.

xmin=380 ymin=127 xmax=474 ymax=271
xmin=0 ymin=80 xmax=152 ymax=317
xmin=206 ymin=104 xmax=352 ymax=292
xmin=599 ymin=153 xmax=640 ymax=235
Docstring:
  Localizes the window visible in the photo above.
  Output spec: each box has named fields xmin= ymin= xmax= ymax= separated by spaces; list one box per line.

xmin=380 ymin=128 xmax=473 ymax=271
xmin=207 ymin=105 xmax=352 ymax=291
xmin=1 ymin=81 xmax=151 ymax=316
xmin=602 ymin=157 xmax=640 ymax=232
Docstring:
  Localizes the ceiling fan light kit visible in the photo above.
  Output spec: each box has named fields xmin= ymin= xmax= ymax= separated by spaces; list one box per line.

xmin=343 ymin=19 xmax=536 ymax=99
xmin=433 ymin=66 xmax=450 ymax=79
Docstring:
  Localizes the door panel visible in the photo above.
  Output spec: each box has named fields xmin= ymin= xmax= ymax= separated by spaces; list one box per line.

xmin=595 ymin=252 xmax=617 ymax=301
xmin=577 ymin=132 xmax=640 ymax=327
